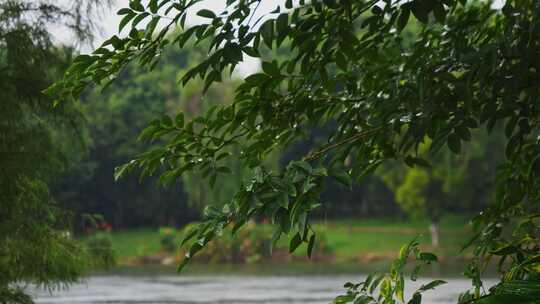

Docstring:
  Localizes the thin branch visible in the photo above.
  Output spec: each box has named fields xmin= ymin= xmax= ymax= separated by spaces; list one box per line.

xmin=303 ymin=125 xmax=386 ymax=161
xmin=247 ymin=0 xmax=262 ymax=27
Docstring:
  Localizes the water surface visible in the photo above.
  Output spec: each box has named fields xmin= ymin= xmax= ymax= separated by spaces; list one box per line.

xmin=32 ymin=274 xmax=495 ymax=304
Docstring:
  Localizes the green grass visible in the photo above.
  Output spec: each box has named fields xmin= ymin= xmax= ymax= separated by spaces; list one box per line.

xmin=107 ymin=229 xmax=162 ymax=260
xmin=315 ymin=215 xmax=470 ymax=261
xmin=93 ymin=215 xmax=471 ymax=263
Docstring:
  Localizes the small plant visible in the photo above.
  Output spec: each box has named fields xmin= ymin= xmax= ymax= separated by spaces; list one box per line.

xmin=86 ymin=232 xmax=116 ymax=269
xmin=84 ymin=217 xmax=116 ymax=269
xmin=159 ymin=227 xmax=177 ymax=253
xmin=332 ymin=238 xmax=445 ymax=304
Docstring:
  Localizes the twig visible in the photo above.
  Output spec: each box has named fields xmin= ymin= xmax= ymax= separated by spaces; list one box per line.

xmin=247 ymin=0 xmax=262 ymax=26
xmin=303 ymin=125 xmax=386 ymax=161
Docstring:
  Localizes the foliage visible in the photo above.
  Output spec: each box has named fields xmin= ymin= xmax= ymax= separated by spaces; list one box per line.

xmin=86 ymin=217 xmax=468 ymax=264
xmin=0 ymin=178 xmax=89 ymax=296
xmin=379 ymin=130 xmax=504 ymax=221
xmin=395 ymin=168 xmax=431 ymax=220
xmin=179 ymin=221 xmax=332 ymax=264
xmin=333 ymin=238 xmax=445 ymax=304
xmin=86 ymin=232 xmax=116 ymax=269
xmin=159 ymin=227 xmax=178 ymax=252
xmin=54 ymin=41 xmax=271 ymax=229
xmin=0 ymin=0 xmax=108 ymax=302
xmin=51 ymin=0 xmax=540 ymax=303
xmin=53 ymin=43 xmax=198 ymax=229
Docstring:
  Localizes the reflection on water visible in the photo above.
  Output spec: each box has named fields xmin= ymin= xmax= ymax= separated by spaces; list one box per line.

xmin=31 ymin=274 xmax=496 ymax=304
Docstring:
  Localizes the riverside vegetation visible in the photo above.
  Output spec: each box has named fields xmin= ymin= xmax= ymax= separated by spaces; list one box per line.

xmin=88 ymin=216 xmax=469 ymax=266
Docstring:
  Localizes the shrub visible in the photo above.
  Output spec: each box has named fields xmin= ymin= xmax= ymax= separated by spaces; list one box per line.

xmin=86 ymin=232 xmax=116 ymax=269
xmin=158 ymin=227 xmax=177 ymax=253
xmin=179 ymin=221 xmax=332 ymax=264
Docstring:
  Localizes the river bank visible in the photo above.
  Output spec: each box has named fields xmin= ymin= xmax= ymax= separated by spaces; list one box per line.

xmin=86 ymin=216 xmax=472 ymax=267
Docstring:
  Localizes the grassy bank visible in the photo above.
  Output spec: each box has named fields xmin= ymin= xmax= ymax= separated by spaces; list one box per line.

xmin=95 ymin=215 xmax=470 ymax=265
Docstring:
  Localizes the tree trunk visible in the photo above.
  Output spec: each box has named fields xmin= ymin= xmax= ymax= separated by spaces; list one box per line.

xmin=429 ymin=221 xmax=440 ymax=247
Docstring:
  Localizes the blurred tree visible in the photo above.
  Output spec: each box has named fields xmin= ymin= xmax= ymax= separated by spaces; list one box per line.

xmin=0 ymin=0 xmax=108 ymax=302
xmin=54 ymin=46 xmax=195 ymax=229
xmin=54 ymin=40 xmax=274 ymax=228
xmin=379 ymin=130 xmax=505 ymax=247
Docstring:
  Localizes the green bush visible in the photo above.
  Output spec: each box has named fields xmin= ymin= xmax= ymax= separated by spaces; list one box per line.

xmin=179 ymin=221 xmax=332 ymax=264
xmin=158 ymin=227 xmax=177 ymax=253
xmin=86 ymin=232 xmax=116 ymax=269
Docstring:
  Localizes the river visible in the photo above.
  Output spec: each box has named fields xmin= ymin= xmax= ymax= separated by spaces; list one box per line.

xmin=31 ymin=272 xmax=495 ymax=304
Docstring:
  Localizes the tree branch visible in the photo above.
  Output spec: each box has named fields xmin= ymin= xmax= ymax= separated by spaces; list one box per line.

xmin=303 ymin=125 xmax=386 ymax=162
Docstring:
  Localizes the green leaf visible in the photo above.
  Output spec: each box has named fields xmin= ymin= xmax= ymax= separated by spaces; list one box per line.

xmin=333 ymin=294 xmax=355 ymax=303
xmin=132 ymin=12 xmax=150 ymax=28
xmin=371 ymin=5 xmax=383 ymax=15
xmin=209 ymin=172 xmax=217 ymax=188
xmin=397 ymin=6 xmax=411 ymax=32
xmin=408 ymin=293 xmax=422 ymax=304
xmin=148 ymin=0 xmax=158 ymax=14
xmin=307 ymin=234 xmax=315 ymax=258
xmin=418 ymin=280 xmax=446 ymax=292
xmin=332 ymin=169 xmax=352 ymax=188
xmin=119 ymin=12 xmax=136 ymax=33
xmin=129 ymin=0 xmax=144 ymax=11
xmin=278 ymin=193 xmax=289 ymax=208
xmin=262 ymin=61 xmax=280 ymax=76
xmin=117 ymin=8 xmax=132 ymax=15
xmin=285 ymin=0 xmax=293 ymax=9
xmin=433 ymin=2 xmax=446 ymax=24
xmin=243 ymin=47 xmax=260 ymax=57
xmin=447 ymin=133 xmax=461 ymax=154
xmin=293 ymin=161 xmax=312 ymax=173
xmin=289 ymin=232 xmax=302 ymax=253
xmin=175 ymin=112 xmax=184 ymax=127
xmin=276 ymin=13 xmax=288 ymax=35
xmin=197 ymin=9 xmax=216 ymax=19
xmin=404 ymin=156 xmax=431 ymax=168
xmin=496 ymin=279 xmax=540 ymax=300
xmin=396 ymin=275 xmax=405 ymax=302
xmin=271 ymin=228 xmax=281 ymax=251
xmin=456 ymin=126 xmax=471 ymax=141
xmin=411 ymin=0 xmax=429 ymax=24
xmin=418 ymin=252 xmax=438 ymax=263
xmin=145 ymin=16 xmax=160 ymax=38
xmin=369 ymin=274 xmax=384 ymax=294
xmin=335 ymin=51 xmax=347 ymax=71
xmin=177 ymin=256 xmax=190 ymax=272
xmin=243 ymin=73 xmax=269 ymax=87
xmin=177 ymin=26 xmax=199 ymax=48
xmin=260 ymin=19 xmax=274 ymax=49
xmin=180 ymin=227 xmax=198 ymax=247
xmin=114 ymin=164 xmax=130 ymax=181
